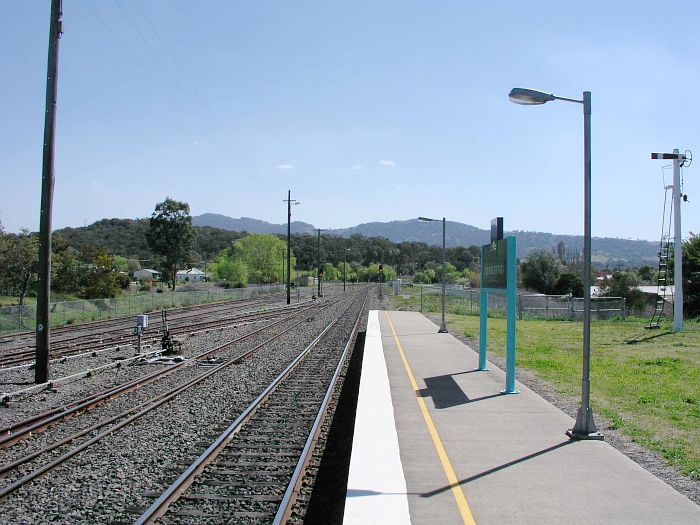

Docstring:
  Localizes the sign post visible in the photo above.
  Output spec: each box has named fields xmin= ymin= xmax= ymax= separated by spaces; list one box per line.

xmin=478 ymin=218 xmax=518 ymax=394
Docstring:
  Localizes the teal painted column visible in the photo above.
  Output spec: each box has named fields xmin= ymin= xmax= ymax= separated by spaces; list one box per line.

xmin=503 ymin=236 xmax=518 ymax=394
xmin=478 ymin=245 xmax=489 ymax=371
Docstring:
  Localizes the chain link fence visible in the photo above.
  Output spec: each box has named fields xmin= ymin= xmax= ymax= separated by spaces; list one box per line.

xmin=0 ymin=285 xmax=285 ymax=335
xmin=391 ymin=284 xmax=625 ymax=321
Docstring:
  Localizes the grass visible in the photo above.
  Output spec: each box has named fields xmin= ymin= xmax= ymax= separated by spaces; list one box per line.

xmin=441 ymin=313 xmax=700 ymax=480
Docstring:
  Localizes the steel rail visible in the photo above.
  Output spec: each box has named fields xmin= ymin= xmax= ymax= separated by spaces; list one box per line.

xmin=0 ymin=292 xmax=289 ymax=352
xmin=0 ymin=297 xmax=304 ymax=367
xmin=0 ymin=300 xmax=328 ymax=446
xmin=133 ymin=292 xmax=366 ymax=524
xmin=273 ymin=291 xmax=368 ymax=523
xmin=0 ymin=296 xmax=340 ymax=499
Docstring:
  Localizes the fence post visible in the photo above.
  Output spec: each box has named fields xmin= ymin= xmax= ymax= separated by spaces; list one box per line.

xmin=517 ymin=293 xmax=523 ymax=320
xmin=420 ymin=285 xmax=423 ymax=313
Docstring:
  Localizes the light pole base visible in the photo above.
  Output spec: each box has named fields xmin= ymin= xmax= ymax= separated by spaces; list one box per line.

xmin=438 ymin=321 xmax=448 ymax=333
xmin=566 ymin=406 xmax=604 ymax=440
xmin=500 ymin=388 xmax=519 ymax=395
xmin=474 ymin=367 xmax=489 ymax=372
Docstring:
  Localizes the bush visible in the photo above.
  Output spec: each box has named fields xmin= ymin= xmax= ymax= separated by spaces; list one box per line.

xmin=139 ymin=283 xmax=151 ymax=292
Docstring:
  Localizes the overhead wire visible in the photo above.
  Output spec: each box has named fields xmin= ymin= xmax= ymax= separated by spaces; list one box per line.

xmin=131 ymin=0 xmax=270 ymax=187
xmin=80 ymin=0 xmax=273 ymax=190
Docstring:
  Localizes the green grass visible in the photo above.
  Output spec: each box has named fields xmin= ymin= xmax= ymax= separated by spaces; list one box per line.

xmin=441 ymin=313 xmax=700 ymax=480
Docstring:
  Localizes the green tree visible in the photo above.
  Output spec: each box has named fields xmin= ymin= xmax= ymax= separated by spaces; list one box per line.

xmin=146 ymin=198 xmax=195 ymax=289
xmin=81 ymin=252 xmax=122 ymax=299
xmin=637 ymin=265 xmax=654 ymax=283
xmin=601 ymin=271 xmax=646 ymax=314
xmin=210 ymin=255 xmax=248 ymax=287
xmin=51 ymin=235 xmax=82 ymax=294
xmin=553 ymin=272 xmax=584 ymax=297
xmin=323 ymin=262 xmax=339 ymax=282
xmin=0 ymin=228 xmax=39 ymax=323
xmin=520 ymin=249 xmax=564 ymax=294
xmin=682 ymin=233 xmax=700 ymax=318
xmin=232 ymin=234 xmax=291 ymax=284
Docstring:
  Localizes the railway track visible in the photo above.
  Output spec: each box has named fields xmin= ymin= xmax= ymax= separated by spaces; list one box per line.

xmin=0 ymin=287 xmax=370 ymax=524
xmin=135 ymin=292 xmax=367 ymax=524
xmin=0 ymin=300 xmax=302 ymax=370
xmin=0 ymin=291 xmax=292 ymax=356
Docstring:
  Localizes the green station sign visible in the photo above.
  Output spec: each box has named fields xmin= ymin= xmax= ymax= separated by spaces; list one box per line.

xmin=482 ymin=239 xmax=507 ymax=289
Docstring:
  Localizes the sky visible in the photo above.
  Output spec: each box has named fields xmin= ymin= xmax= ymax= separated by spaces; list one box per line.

xmin=1 ymin=1 xmax=698 ymax=242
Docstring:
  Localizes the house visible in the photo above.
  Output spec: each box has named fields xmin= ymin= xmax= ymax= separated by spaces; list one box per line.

xmin=176 ymin=268 xmax=205 ymax=283
xmin=133 ymin=269 xmax=161 ymax=282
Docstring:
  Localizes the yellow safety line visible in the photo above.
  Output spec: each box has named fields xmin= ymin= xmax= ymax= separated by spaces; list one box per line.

xmin=385 ymin=311 xmax=477 ymax=525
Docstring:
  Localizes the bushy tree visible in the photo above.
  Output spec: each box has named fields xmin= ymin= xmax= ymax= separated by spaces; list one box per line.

xmin=210 ymin=255 xmax=248 ymax=287
xmin=520 ymin=249 xmax=564 ymax=294
xmin=147 ymin=198 xmax=195 ymax=289
xmin=218 ymin=234 xmax=293 ymax=285
xmin=81 ymin=252 xmax=122 ymax=299
xmin=601 ymin=271 xmax=646 ymax=314
xmin=637 ymin=265 xmax=654 ymax=283
xmin=682 ymin=233 xmax=700 ymax=318
xmin=0 ymin=228 xmax=39 ymax=317
xmin=553 ymin=272 xmax=584 ymax=297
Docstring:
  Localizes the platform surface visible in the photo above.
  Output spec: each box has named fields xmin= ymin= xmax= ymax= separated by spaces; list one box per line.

xmin=344 ymin=310 xmax=699 ymax=524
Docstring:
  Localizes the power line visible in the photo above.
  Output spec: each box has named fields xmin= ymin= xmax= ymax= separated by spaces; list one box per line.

xmin=80 ymin=0 xmax=273 ymax=190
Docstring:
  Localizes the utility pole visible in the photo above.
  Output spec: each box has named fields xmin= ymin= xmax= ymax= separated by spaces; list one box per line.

xmin=283 ymin=191 xmax=299 ymax=305
xmin=651 ymin=149 xmax=690 ymax=332
xmin=35 ymin=0 xmax=63 ymax=384
xmin=316 ymin=228 xmax=325 ymax=297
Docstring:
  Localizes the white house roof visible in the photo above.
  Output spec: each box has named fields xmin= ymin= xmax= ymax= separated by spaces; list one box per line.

xmin=176 ymin=268 xmax=205 ymax=276
xmin=138 ymin=269 xmax=160 ymax=275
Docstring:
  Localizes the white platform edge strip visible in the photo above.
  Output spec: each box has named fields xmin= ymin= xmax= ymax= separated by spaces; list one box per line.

xmin=343 ymin=310 xmax=412 ymax=524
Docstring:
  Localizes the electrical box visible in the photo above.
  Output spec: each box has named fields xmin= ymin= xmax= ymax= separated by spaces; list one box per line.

xmin=137 ymin=314 xmax=149 ymax=328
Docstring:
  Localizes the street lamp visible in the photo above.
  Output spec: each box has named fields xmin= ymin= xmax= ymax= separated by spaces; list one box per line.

xmin=284 ymin=191 xmax=299 ymax=305
xmin=343 ymin=242 xmax=350 ymax=292
xmin=418 ymin=217 xmax=448 ymax=333
xmin=315 ymin=228 xmax=325 ymax=297
xmin=509 ymin=87 xmax=602 ymax=440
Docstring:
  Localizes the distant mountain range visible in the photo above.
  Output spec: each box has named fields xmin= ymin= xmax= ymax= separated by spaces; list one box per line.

xmin=192 ymin=213 xmax=659 ymax=267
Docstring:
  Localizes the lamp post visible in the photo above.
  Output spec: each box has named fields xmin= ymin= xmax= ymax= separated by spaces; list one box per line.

xmin=418 ymin=217 xmax=448 ymax=333
xmin=284 ymin=191 xmax=299 ymax=305
xmin=509 ymin=87 xmax=602 ymax=440
xmin=315 ymin=228 xmax=325 ymax=297
xmin=343 ymin=242 xmax=350 ymax=292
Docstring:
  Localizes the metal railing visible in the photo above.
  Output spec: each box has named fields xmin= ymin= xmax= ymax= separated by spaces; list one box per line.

xmin=0 ymin=285 xmax=284 ymax=335
xmin=392 ymin=284 xmax=625 ymax=321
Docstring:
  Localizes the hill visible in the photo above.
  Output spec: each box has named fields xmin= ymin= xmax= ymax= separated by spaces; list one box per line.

xmin=192 ymin=215 xmax=659 ymax=268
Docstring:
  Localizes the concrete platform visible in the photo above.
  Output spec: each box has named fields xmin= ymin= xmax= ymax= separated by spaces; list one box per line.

xmin=344 ymin=310 xmax=699 ymax=524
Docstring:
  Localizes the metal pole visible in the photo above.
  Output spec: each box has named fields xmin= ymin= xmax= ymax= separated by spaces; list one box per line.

xmin=316 ymin=228 xmax=322 ymax=297
xmin=286 ymin=190 xmax=292 ymax=305
xmin=439 ymin=217 xmax=448 ymax=333
xmin=35 ymin=0 xmax=62 ymax=385
xmin=343 ymin=241 xmax=347 ymax=292
xmin=672 ymin=149 xmax=683 ymax=332
xmin=569 ymin=91 xmax=602 ymax=439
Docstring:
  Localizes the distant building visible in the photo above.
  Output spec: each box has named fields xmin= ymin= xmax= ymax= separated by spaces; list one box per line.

xmin=176 ymin=268 xmax=205 ymax=282
xmin=295 ymin=275 xmax=316 ymax=287
xmin=133 ymin=269 xmax=161 ymax=281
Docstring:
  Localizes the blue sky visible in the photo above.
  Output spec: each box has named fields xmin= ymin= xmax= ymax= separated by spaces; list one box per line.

xmin=1 ymin=1 xmax=698 ymax=242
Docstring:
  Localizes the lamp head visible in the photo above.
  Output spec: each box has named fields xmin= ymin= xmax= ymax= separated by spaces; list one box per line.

xmin=508 ymin=88 xmax=555 ymax=105
xmin=417 ymin=216 xmax=435 ymax=222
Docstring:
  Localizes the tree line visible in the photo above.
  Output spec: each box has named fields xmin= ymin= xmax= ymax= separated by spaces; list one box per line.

xmin=2 ymin=198 xmax=699 ymax=319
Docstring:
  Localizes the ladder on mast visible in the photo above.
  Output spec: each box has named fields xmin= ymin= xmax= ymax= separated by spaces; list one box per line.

xmin=648 ymin=185 xmax=674 ymax=329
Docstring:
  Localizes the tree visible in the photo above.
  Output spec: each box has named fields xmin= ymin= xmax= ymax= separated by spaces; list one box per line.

xmin=0 ymin=228 xmax=39 ymax=325
xmin=147 ymin=198 xmax=195 ymax=289
xmin=601 ymin=271 xmax=646 ymax=314
xmin=637 ymin=265 xmax=654 ymax=283
xmin=210 ymin=255 xmax=248 ymax=287
xmin=81 ymin=251 xmax=123 ymax=299
xmin=520 ymin=249 xmax=564 ymax=294
xmin=553 ymin=272 xmax=584 ymax=297
xmin=682 ymin=233 xmax=700 ymax=318
xmin=232 ymin=234 xmax=291 ymax=284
